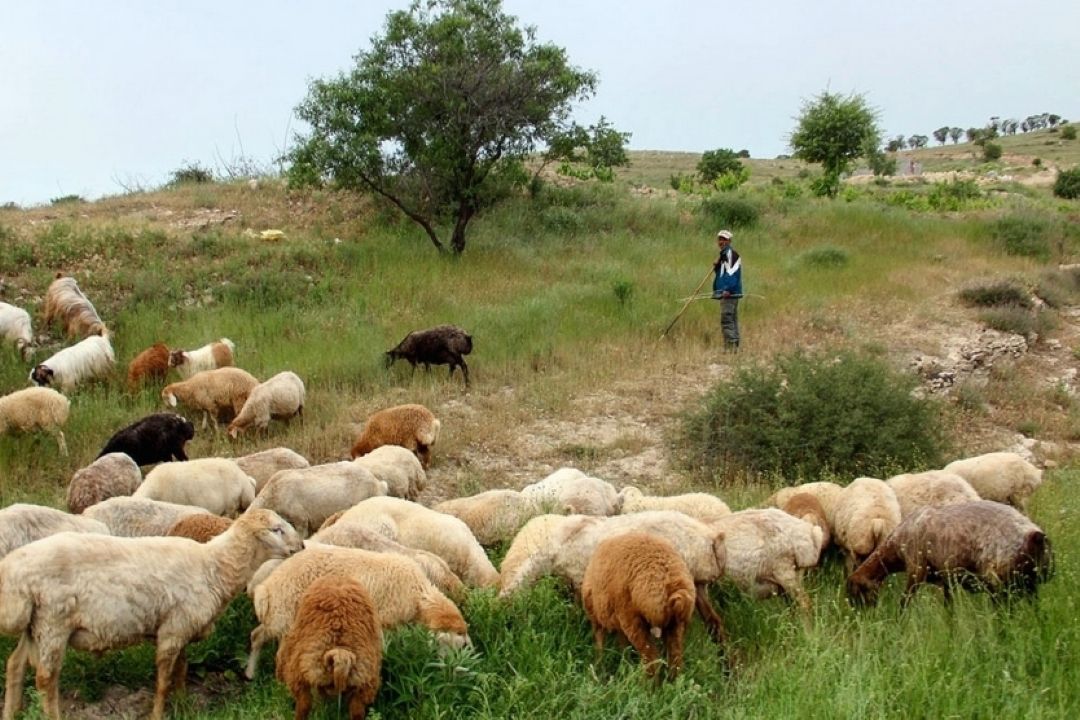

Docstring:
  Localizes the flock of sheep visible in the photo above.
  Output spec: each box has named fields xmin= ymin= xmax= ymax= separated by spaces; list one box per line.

xmin=0 ymin=274 xmax=1056 ymax=720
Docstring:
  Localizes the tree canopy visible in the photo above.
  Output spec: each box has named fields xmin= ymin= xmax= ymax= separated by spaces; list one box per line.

xmin=285 ymin=0 xmax=599 ymax=254
xmin=789 ymin=90 xmax=880 ymax=197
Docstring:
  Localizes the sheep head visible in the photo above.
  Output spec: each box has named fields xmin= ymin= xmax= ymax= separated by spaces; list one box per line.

xmin=16 ymin=339 xmax=34 ymax=362
xmin=233 ymin=509 xmax=304 ymax=561
xmin=168 ymin=349 xmax=188 ymax=368
xmin=30 ymin=365 xmax=54 ymax=387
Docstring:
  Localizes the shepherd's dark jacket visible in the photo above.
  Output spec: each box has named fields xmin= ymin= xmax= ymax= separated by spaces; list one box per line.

xmin=712 ymin=246 xmax=743 ymax=297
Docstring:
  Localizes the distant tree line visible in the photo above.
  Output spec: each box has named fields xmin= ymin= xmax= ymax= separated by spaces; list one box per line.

xmin=885 ymin=112 xmax=1070 ymax=151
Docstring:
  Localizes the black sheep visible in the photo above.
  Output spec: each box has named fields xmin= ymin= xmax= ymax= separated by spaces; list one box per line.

xmin=97 ymin=413 xmax=195 ymax=466
xmin=385 ymin=324 xmax=473 ymax=386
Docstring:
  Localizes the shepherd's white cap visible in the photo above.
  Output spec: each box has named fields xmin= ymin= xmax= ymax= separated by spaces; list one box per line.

xmin=716 ymin=229 xmax=733 ymax=240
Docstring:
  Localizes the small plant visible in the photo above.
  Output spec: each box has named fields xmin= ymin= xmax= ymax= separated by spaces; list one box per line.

xmin=712 ymin=167 xmax=750 ymax=191
xmin=697 ymin=195 xmax=760 ymax=228
xmin=1053 ymin=167 xmax=1080 ymax=199
xmin=1061 ymin=124 xmax=1077 ymax=141
xmin=958 ymin=280 xmax=1032 ymax=309
xmin=982 ymin=142 xmax=1003 ymax=162
xmin=992 ymin=215 xmax=1051 ymax=259
xmin=798 ymin=246 xmax=850 ymax=268
xmin=927 ymin=179 xmax=983 ymax=211
xmin=1037 ymin=266 xmax=1080 ymax=308
xmin=539 ymin=206 xmax=584 ymax=235
xmin=1033 ymin=158 xmax=1043 ymax=168
xmin=170 ymin=161 xmax=214 ymax=185
xmin=978 ymin=306 xmax=1036 ymax=336
xmin=612 ymin=278 xmax=634 ymax=306
xmin=50 ymin=194 xmax=85 ymax=205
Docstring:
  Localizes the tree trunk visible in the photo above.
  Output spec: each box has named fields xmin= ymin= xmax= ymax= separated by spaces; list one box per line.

xmin=450 ymin=203 xmax=475 ymax=255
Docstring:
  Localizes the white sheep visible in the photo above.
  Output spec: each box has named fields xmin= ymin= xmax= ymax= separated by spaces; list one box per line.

xmin=0 ymin=503 xmax=110 ymax=560
xmin=82 ymin=496 xmax=214 ymax=537
xmin=168 ymin=337 xmax=236 ymax=378
xmin=234 ymin=446 xmax=310 ymax=494
xmin=0 ymin=386 xmax=70 ymax=455
xmin=41 ymin=274 xmax=106 ymax=339
xmin=67 ymin=452 xmax=143 ymax=514
xmin=0 ymin=301 xmax=33 ymax=360
xmin=29 ymin=332 xmax=115 ymax=392
xmin=885 ymin=470 xmax=981 ymax=517
xmin=133 ymin=458 xmax=257 ymax=517
xmin=520 ymin=467 xmax=620 ymax=516
xmin=763 ymin=481 xmax=844 ymax=521
xmin=942 ymin=451 xmax=1043 ymax=511
xmin=226 ymin=370 xmax=305 ymax=438
xmin=244 ymin=544 xmax=469 ymax=680
xmin=162 ymin=366 xmax=259 ymax=430
xmin=0 ymin=509 xmax=302 ymax=720
xmin=352 ymin=444 xmax=427 ymax=500
xmin=247 ymin=461 xmax=388 ymax=537
xmin=330 ymin=496 xmax=500 ymax=588
xmin=617 ymin=486 xmax=732 ymax=523
xmin=832 ymin=477 xmax=902 ymax=570
xmin=433 ymin=489 xmax=542 ymax=546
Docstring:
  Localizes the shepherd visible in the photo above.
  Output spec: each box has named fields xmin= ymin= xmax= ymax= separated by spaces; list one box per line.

xmin=712 ymin=229 xmax=742 ymax=352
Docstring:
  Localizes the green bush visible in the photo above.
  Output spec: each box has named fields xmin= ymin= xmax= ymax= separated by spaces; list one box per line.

xmin=170 ymin=162 xmax=214 ymax=185
xmin=1061 ymin=124 xmax=1077 ymax=141
xmin=798 ymin=246 xmax=850 ymax=269
xmin=958 ymin=280 xmax=1032 ymax=309
xmin=1054 ymin=167 xmax=1080 ymax=199
xmin=697 ymin=148 xmax=744 ymax=183
xmin=978 ymin=306 xmax=1036 ymax=336
xmin=927 ymin=179 xmax=983 ymax=211
xmin=992 ymin=215 xmax=1051 ymax=260
xmin=982 ymin=142 xmax=1003 ymax=162
xmin=540 ymin=206 xmax=584 ymax=235
xmin=50 ymin=194 xmax=85 ymax=205
xmin=697 ymin=195 xmax=760 ymax=228
xmin=680 ymin=349 xmax=946 ymax=481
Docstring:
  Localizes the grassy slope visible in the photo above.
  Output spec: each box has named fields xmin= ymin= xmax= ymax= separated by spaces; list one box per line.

xmin=0 ymin=132 xmax=1078 ymax=718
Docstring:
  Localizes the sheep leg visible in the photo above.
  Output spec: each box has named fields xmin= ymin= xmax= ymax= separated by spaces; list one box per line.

xmin=900 ymin=566 xmax=928 ymax=609
xmin=619 ymin=613 xmax=660 ymax=679
xmin=460 ymin=360 xmax=470 ymax=386
xmin=32 ymin=637 xmax=65 ymax=720
xmin=694 ymin=582 xmax=728 ymax=647
xmin=346 ymin=689 xmax=369 ymax=720
xmin=151 ymin=640 xmax=184 ymax=720
xmin=170 ymin=648 xmax=188 ymax=695
xmin=54 ymin=430 xmax=68 ymax=457
xmin=591 ymin=622 xmax=606 ymax=667
xmin=2 ymin=634 xmax=31 ymax=720
xmin=244 ymin=625 xmax=268 ymax=680
xmin=292 ymin=683 xmax=314 ymax=720
xmin=663 ymin=618 xmax=688 ymax=681
xmin=773 ymin=568 xmax=813 ymax=628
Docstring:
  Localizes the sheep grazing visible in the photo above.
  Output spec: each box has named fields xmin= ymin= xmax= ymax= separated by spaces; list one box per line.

xmin=0 ymin=503 xmax=110 ymax=560
xmin=30 ymin=332 xmax=115 ymax=392
xmin=162 ymin=366 xmax=259 ymax=429
xmin=97 ymin=412 xmax=195 ymax=466
xmin=831 ymin=477 xmax=902 ymax=570
xmin=520 ymin=467 xmax=621 ymax=516
xmin=166 ymin=513 xmax=233 ymax=543
xmin=134 ymin=458 xmax=257 ymax=517
xmin=352 ymin=444 xmax=426 ymax=500
xmin=234 ymin=446 xmax=310 ymax=494
xmin=617 ymin=486 xmax=732 ymax=524
xmin=276 ymin=575 xmax=382 ymax=720
xmin=246 ymin=544 xmax=469 ymax=680
xmin=67 ymin=452 xmax=143 ymax=514
xmin=847 ymin=500 xmax=1052 ymax=607
xmin=386 ymin=323 xmax=473 ymax=386
xmin=127 ymin=342 xmax=171 ymax=390
xmin=350 ymin=403 xmax=441 ymax=469
xmin=0 ymin=509 xmax=302 ymax=720
xmin=778 ymin=492 xmax=832 ymax=549
xmin=168 ymin=337 xmax=236 ymax=379
xmin=83 ymin=496 xmax=218 ymax=537
xmin=885 ymin=470 xmax=981 ymax=517
xmin=0 ymin=386 xmax=70 ymax=455
xmin=582 ymin=532 xmax=696 ymax=681
xmin=434 ymin=489 xmax=541 ymax=546
xmin=0 ymin=301 xmax=34 ymax=360
xmin=41 ymin=273 xmax=107 ymax=339
xmin=763 ymin=481 xmax=844 ymax=520
xmin=247 ymin=462 xmax=388 ymax=537
xmin=227 ymin=370 xmax=305 ymax=438
xmin=942 ymin=452 xmax=1043 ymax=512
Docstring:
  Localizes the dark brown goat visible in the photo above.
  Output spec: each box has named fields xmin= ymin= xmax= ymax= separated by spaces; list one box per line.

xmin=385 ymin=324 xmax=472 ymax=386
xmin=847 ymin=500 xmax=1052 ymax=608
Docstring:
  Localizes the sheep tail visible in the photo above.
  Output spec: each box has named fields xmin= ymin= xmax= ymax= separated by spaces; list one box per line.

xmin=870 ymin=518 xmax=887 ymax=548
xmin=324 ymin=648 xmax=355 ymax=694
xmin=1022 ymin=531 xmax=1054 ymax=584
xmin=667 ymin=587 xmax=695 ymax=620
xmin=417 ymin=418 xmax=441 ymax=447
xmin=0 ymin=573 xmax=33 ymax=636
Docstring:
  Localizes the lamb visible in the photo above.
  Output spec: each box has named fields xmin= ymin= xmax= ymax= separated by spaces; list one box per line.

xmin=942 ymin=452 xmax=1043 ymax=511
xmin=30 ymin=332 xmax=115 ymax=392
xmin=349 ymin=403 xmax=440 ymax=469
xmin=247 ymin=462 xmax=388 ymax=537
xmin=0 ymin=301 xmax=33 ymax=360
xmin=885 ymin=470 xmax=981 ymax=517
xmin=328 ymin=497 xmax=499 ymax=588
xmin=617 ymin=486 xmax=732 ymax=523
xmin=83 ymin=496 xmax=221 ymax=537
xmin=0 ymin=503 xmax=110 ymax=560
xmin=433 ymin=489 xmax=543 ymax=546
xmin=0 ymin=386 xmax=70 ymax=455
xmin=234 ymin=446 xmax=310 ymax=494
xmin=166 ymin=513 xmax=233 ymax=542
xmin=832 ymin=477 xmax=902 ymax=570
xmin=276 ymin=575 xmax=382 ymax=720
xmin=67 ymin=452 xmax=143 ymax=514
xmin=0 ymin=509 xmax=302 ymax=720
xmin=245 ymin=544 xmax=469 ymax=680
xmin=847 ymin=500 xmax=1052 ymax=607
xmin=41 ymin=273 xmax=107 ymax=339
xmin=97 ymin=412 xmax=195 ymax=466
xmin=763 ymin=481 xmax=844 ymax=521
xmin=162 ymin=366 xmax=259 ymax=429
xmin=226 ymin=370 xmax=305 ymax=438
xmin=127 ymin=342 xmax=171 ymax=390
xmin=351 ymin=444 xmax=426 ymax=500
xmin=777 ymin=492 xmax=832 ymax=550
xmin=133 ymin=458 xmax=257 ymax=517
xmin=168 ymin=337 xmax=236 ymax=379
xmin=520 ymin=467 xmax=620 ymax=516
xmin=385 ymin=324 xmax=473 ymax=386
xmin=581 ymin=532 xmax=696 ymax=681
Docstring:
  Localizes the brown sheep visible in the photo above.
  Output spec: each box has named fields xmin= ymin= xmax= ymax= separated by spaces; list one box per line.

xmin=167 ymin=514 xmax=234 ymax=543
xmin=779 ymin=492 xmax=832 ymax=550
xmin=275 ymin=575 xmax=382 ymax=720
xmin=41 ymin=274 xmax=107 ymax=339
xmin=581 ymin=532 xmax=696 ymax=681
xmin=127 ymin=343 xmax=172 ymax=390
xmin=847 ymin=500 xmax=1052 ymax=608
xmin=349 ymin=404 xmax=441 ymax=469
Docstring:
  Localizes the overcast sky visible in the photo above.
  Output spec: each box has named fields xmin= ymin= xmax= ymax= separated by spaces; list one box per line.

xmin=2 ymin=1 xmax=1077 ymax=206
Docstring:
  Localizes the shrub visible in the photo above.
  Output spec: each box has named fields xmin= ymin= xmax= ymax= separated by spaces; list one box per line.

xmin=958 ymin=280 xmax=1032 ymax=309
xmin=982 ymin=142 xmax=1003 ymax=162
xmin=978 ymin=306 xmax=1036 ymax=336
xmin=540 ymin=206 xmax=584 ymax=235
xmin=1033 ymin=158 xmax=1043 ymax=168
xmin=1061 ymin=124 xmax=1077 ymax=141
xmin=1054 ymin=167 xmax=1080 ymax=199
xmin=712 ymin=166 xmax=750 ymax=191
xmin=798 ymin=246 xmax=850 ymax=269
xmin=927 ymin=179 xmax=983 ymax=211
xmin=992 ymin=215 xmax=1051 ymax=259
xmin=1036 ymin=266 xmax=1080 ymax=308
xmin=612 ymin=279 xmax=634 ymax=306
xmin=680 ymin=349 xmax=946 ymax=481
xmin=697 ymin=148 xmax=744 ymax=183
xmin=50 ymin=194 xmax=85 ymax=205
xmin=697 ymin=195 xmax=760 ymax=228
xmin=170 ymin=162 xmax=214 ymax=185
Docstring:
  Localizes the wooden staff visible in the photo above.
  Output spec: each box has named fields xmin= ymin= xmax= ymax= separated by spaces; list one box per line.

xmin=659 ymin=266 xmax=715 ymax=340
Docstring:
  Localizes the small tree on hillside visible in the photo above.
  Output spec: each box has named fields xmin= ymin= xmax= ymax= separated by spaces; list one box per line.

xmin=949 ymin=127 xmax=963 ymax=144
xmin=886 ymin=135 xmax=906 ymax=153
xmin=909 ymin=134 xmax=929 ymax=149
xmin=546 ymin=116 xmax=631 ymax=182
xmin=697 ymin=148 xmax=744 ymax=183
xmin=933 ymin=127 xmax=949 ymax=145
xmin=790 ymin=90 xmax=880 ymax=197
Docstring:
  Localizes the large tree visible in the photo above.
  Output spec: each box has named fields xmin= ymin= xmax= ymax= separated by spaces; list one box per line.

xmin=789 ymin=90 xmax=880 ymax=197
xmin=285 ymin=0 xmax=599 ymax=254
